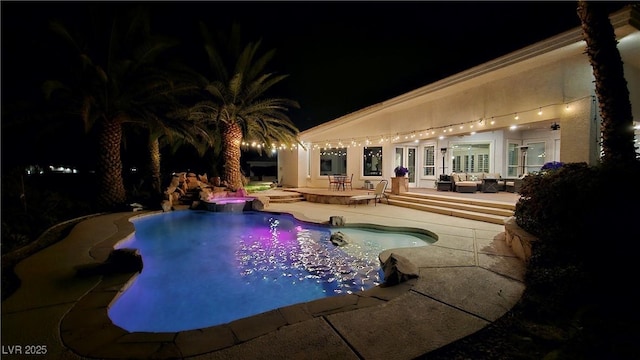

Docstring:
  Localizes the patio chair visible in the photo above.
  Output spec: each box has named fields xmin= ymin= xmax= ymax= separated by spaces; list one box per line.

xmin=328 ymin=174 xmax=341 ymax=190
xmin=348 ymin=179 xmax=389 ymax=207
xmin=343 ymin=173 xmax=354 ymax=190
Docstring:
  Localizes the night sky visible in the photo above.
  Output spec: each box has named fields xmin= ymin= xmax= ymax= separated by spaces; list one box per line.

xmin=0 ymin=1 xmax=631 ymax=167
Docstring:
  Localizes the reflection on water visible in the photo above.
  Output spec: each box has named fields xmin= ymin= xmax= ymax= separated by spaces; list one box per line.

xmin=109 ymin=211 xmax=432 ymax=332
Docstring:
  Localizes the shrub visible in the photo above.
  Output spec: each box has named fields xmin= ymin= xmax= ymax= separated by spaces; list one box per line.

xmin=515 ymin=160 xmax=640 ymax=319
xmin=1 ymin=168 xmax=96 ymax=255
xmin=516 ymin=162 xmax=599 ymax=262
xmin=516 ymin=161 xmax=639 ymax=263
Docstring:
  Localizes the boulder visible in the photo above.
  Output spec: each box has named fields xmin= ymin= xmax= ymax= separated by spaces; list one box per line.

xmin=381 ymin=253 xmax=418 ymax=285
xmin=103 ymin=248 xmax=143 ymax=274
xmin=185 ymin=174 xmax=200 ymax=190
xmin=330 ymin=216 xmax=345 ymax=226
xmin=330 ymin=231 xmax=349 ymax=246
xmin=504 ymin=216 xmax=538 ymax=263
xmin=197 ymin=173 xmax=209 ymax=185
xmin=252 ymin=197 xmax=270 ymax=210
xmin=199 ymin=188 xmax=213 ymax=202
xmin=161 ymin=200 xmax=172 ymax=212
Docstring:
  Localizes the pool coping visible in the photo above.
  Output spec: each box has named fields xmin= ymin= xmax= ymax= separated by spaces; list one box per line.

xmin=60 ymin=210 xmax=431 ymax=359
xmin=3 ymin=201 xmax=526 ymax=359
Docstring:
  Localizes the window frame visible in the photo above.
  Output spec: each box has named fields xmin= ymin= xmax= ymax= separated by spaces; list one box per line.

xmin=319 ymin=147 xmax=347 ymax=176
xmin=421 ymin=144 xmax=436 ymax=178
xmin=450 ymin=140 xmax=493 ymax=174
xmin=362 ymin=146 xmax=383 ymax=177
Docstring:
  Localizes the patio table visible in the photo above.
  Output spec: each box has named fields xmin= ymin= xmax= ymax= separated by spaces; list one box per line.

xmin=333 ymin=175 xmax=347 ymax=191
xmin=482 ymin=178 xmax=499 ymax=193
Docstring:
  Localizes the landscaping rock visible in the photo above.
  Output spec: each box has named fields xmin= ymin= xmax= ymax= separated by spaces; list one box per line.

xmin=504 ymin=217 xmax=538 ymax=263
xmin=330 ymin=216 xmax=345 ymax=226
xmin=78 ymin=248 xmax=144 ymax=276
xmin=104 ymin=248 xmax=143 ymax=274
xmin=381 ymin=253 xmax=418 ymax=285
xmin=161 ymin=200 xmax=172 ymax=212
xmin=252 ymin=197 xmax=269 ymax=210
xmin=330 ymin=231 xmax=349 ymax=246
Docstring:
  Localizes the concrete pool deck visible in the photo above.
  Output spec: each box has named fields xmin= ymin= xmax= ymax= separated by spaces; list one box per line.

xmin=1 ymin=199 xmax=526 ymax=359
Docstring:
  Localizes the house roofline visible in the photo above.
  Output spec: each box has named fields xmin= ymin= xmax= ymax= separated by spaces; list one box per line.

xmin=300 ymin=5 xmax=639 ymax=138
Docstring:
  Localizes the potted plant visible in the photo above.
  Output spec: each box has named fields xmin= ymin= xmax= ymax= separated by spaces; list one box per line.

xmin=392 ymin=166 xmax=409 ymax=194
xmin=394 ymin=166 xmax=409 ymax=177
xmin=540 ymin=161 xmax=564 ymax=173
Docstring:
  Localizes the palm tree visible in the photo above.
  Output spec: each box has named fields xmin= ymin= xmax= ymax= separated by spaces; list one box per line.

xmin=187 ymin=23 xmax=300 ymax=190
xmin=44 ymin=6 xmax=184 ymax=209
xmin=137 ymin=112 xmax=213 ymax=195
xmin=577 ymin=1 xmax=638 ymax=164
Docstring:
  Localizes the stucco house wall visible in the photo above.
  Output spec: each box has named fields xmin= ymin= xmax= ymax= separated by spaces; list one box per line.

xmin=279 ymin=6 xmax=639 ymax=190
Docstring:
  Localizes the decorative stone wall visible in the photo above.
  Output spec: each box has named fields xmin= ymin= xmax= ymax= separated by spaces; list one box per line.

xmin=303 ymin=193 xmax=350 ymax=205
xmin=504 ymin=216 xmax=538 ymax=264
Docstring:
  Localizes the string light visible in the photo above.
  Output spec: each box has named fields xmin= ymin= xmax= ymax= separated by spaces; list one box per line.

xmin=306 ymin=96 xmax=592 ymax=149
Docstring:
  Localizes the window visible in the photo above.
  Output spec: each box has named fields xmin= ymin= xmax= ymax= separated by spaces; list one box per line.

xmin=451 ymin=142 xmax=490 ymax=173
xmin=453 ymin=156 xmax=461 ymax=172
xmin=395 ymin=148 xmax=404 ymax=168
xmin=507 ymin=142 xmax=519 ymax=177
xmin=422 ymin=146 xmax=435 ymax=176
xmin=320 ymin=148 xmax=347 ymax=176
xmin=363 ymin=146 xmax=382 ymax=176
xmin=524 ymin=142 xmax=546 ymax=174
xmin=478 ymin=154 xmax=489 ymax=173
xmin=464 ymin=155 xmax=474 ymax=172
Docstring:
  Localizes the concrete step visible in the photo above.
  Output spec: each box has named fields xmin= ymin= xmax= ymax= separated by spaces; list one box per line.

xmin=270 ymin=196 xmax=306 ymax=203
xmin=394 ymin=192 xmax=515 ymax=210
xmin=387 ymin=192 xmax=514 ymax=225
xmin=389 ymin=194 xmax=514 ymax=217
xmin=263 ymin=192 xmax=306 ymax=203
xmin=387 ymin=199 xmax=510 ymax=225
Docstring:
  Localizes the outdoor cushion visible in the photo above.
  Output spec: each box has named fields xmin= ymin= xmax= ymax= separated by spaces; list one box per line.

xmin=456 ymin=181 xmax=477 ymax=186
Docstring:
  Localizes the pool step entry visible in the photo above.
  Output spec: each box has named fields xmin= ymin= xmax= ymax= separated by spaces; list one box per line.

xmin=387 ymin=192 xmax=515 ymax=225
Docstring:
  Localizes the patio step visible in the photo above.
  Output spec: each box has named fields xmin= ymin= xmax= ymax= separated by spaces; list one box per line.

xmin=387 ymin=192 xmax=515 ymax=225
xmin=267 ymin=194 xmax=306 ymax=203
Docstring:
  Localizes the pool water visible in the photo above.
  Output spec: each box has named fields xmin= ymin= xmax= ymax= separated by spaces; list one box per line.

xmin=108 ymin=211 xmax=433 ymax=332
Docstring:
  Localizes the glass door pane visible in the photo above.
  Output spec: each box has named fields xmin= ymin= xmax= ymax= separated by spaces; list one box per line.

xmin=507 ymin=142 xmax=519 ymax=177
xmin=525 ymin=142 xmax=546 ymax=173
xmin=395 ymin=148 xmax=404 ymax=169
xmin=408 ymin=147 xmax=416 ymax=186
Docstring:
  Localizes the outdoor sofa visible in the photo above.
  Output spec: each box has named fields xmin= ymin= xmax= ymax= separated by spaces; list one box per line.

xmin=451 ymin=172 xmax=506 ymax=193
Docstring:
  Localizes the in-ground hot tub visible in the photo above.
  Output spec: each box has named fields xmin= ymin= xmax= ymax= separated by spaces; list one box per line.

xmin=203 ymin=197 xmax=255 ymax=212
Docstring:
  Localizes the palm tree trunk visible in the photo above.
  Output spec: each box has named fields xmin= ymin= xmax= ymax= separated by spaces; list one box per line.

xmin=221 ymin=120 xmax=244 ymax=190
xmin=577 ymin=1 xmax=637 ymax=165
xmin=149 ymin=138 xmax=162 ymax=195
xmin=96 ymin=118 xmax=127 ymax=209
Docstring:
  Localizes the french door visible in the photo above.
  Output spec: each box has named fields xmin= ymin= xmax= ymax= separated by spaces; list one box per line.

xmin=394 ymin=146 xmax=417 ymax=187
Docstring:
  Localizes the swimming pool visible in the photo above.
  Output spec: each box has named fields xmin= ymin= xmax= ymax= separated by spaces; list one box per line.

xmin=108 ymin=211 xmax=434 ymax=332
